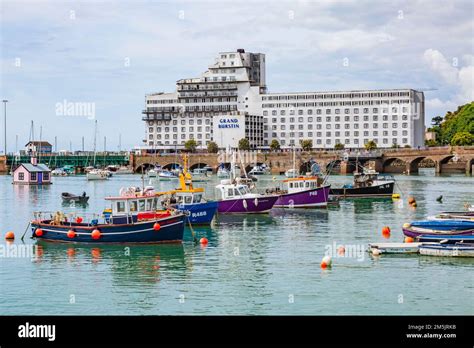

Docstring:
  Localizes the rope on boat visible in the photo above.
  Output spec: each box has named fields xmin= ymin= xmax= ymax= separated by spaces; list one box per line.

xmin=186 ymin=216 xmax=198 ymax=244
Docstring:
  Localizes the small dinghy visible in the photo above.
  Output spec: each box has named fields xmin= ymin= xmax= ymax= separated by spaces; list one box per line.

xmin=419 ymin=243 xmax=474 ymax=257
xmin=61 ymin=192 xmax=89 ymax=204
xmin=368 ymin=242 xmax=425 ymax=255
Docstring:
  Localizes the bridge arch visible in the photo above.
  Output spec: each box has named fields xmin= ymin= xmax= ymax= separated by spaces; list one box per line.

xmin=189 ymin=162 xmax=210 ymax=171
xmin=382 ymin=157 xmax=406 ymax=173
xmin=163 ymin=163 xmax=181 ymax=170
xmin=135 ymin=163 xmax=154 ymax=173
xmin=326 ymin=160 xmax=341 ymax=174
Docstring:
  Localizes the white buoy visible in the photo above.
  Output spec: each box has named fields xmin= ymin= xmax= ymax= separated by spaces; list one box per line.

xmin=243 ymin=200 xmax=248 ymax=209
xmin=320 ymin=255 xmax=332 ymax=269
xmin=254 ymin=198 xmax=258 ymax=206
xmin=372 ymin=248 xmax=381 ymax=256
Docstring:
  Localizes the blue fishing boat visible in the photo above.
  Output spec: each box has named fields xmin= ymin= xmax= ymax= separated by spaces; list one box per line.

xmin=410 ymin=219 xmax=474 ymax=231
xmin=419 ymin=243 xmax=474 ymax=257
xmin=157 ymin=155 xmax=217 ymax=225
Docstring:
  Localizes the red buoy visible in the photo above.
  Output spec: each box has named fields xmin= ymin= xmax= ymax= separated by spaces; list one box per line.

xmin=200 ymin=237 xmax=209 ymax=245
xmin=67 ymin=230 xmax=76 ymax=238
xmin=153 ymin=223 xmax=161 ymax=231
xmin=91 ymin=229 xmax=101 ymax=240
xmin=76 ymin=217 xmax=83 ymax=224
xmin=5 ymin=231 xmax=15 ymax=240
xmin=35 ymin=228 xmax=43 ymax=237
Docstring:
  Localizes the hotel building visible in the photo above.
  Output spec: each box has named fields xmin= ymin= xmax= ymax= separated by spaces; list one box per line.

xmin=142 ymin=49 xmax=425 ymax=150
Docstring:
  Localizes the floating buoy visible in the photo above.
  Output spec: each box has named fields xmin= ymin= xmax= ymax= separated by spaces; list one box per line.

xmin=5 ymin=231 xmax=15 ymax=240
xmin=320 ymin=255 xmax=332 ymax=269
xmin=392 ymin=193 xmax=400 ymax=199
xmin=411 ymin=202 xmax=417 ymax=208
xmin=76 ymin=217 xmax=83 ymax=223
xmin=67 ymin=230 xmax=76 ymax=238
xmin=382 ymin=226 xmax=391 ymax=239
xmin=153 ymin=223 xmax=161 ymax=231
xmin=404 ymin=237 xmax=415 ymax=243
xmin=402 ymin=223 xmax=411 ymax=229
xmin=91 ymin=229 xmax=101 ymax=240
xmin=408 ymin=196 xmax=416 ymax=204
xmin=200 ymin=237 xmax=209 ymax=245
xmin=372 ymin=248 xmax=381 ymax=256
xmin=35 ymin=228 xmax=43 ymax=237
xmin=337 ymin=246 xmax=345 ymax=256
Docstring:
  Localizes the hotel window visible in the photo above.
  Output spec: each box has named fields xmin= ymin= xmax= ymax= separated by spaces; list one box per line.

xmin=392 ymin=115 xmax=398 ymax=121
xmin=165 ymin=127 xmax=170 ymax=132
xmin=289 ymin=110 xmax=295 ymax=115
xmin=278 ymin=110 xmax=285 ymax=116
xmin=197 ymin=119 xmax=202 ymax=125
xmin=308 ymin=124 xmax=313 ymax=130
xmin=316 ymin=109 xmax=322 ymax=115
xmin=298 ymin=110 xmax=303 ymax=115
xmin=19 ymin=172 xmax=24 ymax=180
xmin=148 ymin=127 xmax=153 ymax=133
xmin=392 ymin=123 xmax=398 ymax=128
xmin=272 ymin=110 xmax=277 ymax=116
xmin=181 ymin=134 xmax=186 ymax=139
xmin=263 ymin=111 xmax=268 ymax=116
xmin=280 ymin=125 xmax=285 ymax=130
xmin=308 ymin=132 xmax=313 ymax=137
xmin=197 ymin=126 xmax=202 ymax=132
xmin=345 ymin=139 xmax=350 ymax=144
xmin=383 ymin=139 xmax=388 ymax=144
xmin=165 ymin=134 xmax=170 ymax=139
xmin=197 ymin=134 xmax=202 ymax=139
xmin=354 ymin=108 xmax=359 ymax=114
xmin=326 ymin=117 xmax=331 ymax=122
xmin=364 ymin=131 xmax=369 ymax=136
xmin=317 ymin=117 xmax=322 ymax=122
xmin=317 ymin=132 xmax=322 ymax=137
xmin=148 ymin=134 xmax=153 ymax=140
xmin=345 ymin=116 xmax=350 ymax=122
xmin=354 ymin=116 xmax=359 ymax=121
xmin=335 ymin=109 xmax=340 ymax=114
xmin=402 ymin=115 xmax=408 ymax=120
xmin=290 ymin=117 xmax=295 ymax=123
xmin=326 ymin=109 xmax=331 ymax=114
xmin=402 ymin=130 xmax=408 ymax=136
xmin=189 ymin=127 xmax=194 ymax=132
xmin=272 ymin=132 xmax=277 ymax=137
xmin=317 ymin=124 xmax=322 ymax=129
xmin=383 ymin=108 xmax=388 ymax=113
xmin=281 ymin=140 xmax=286 ymax=145
xmin=326 ymin=124 xmax=331 ymax=129
xmin=402 ymin=123 xmax=408 ymax=128
xmin=373 ymin=115 xmax=378 ymax=121
xmin=383 ymin=123 xmax=388 ymax=129
xmin=189 ymin=120 xmax=194 ymax=125
xmin=326 ymin=139 xmax=331 ymax=145
xmin=392 ymin=131 xmax=398 ymax=136
xmin=335 ymin=124 xmax=340 ymax=129
xmin=354 ymin=124 xmax=359 ymax=129
xmin=403 ymin=107 xmax=408 ymax=112
xmin=290 ymin=125 xmax=295 ymax=130
xmin=316 ymin=139 xmax=322 ymax=144
xmin=345 ymin=131 xmax=350 ymax=137
xmin=308 ymin=110 xmax=313 ymax=115
xmin=373 ymin=108 xmax=378 ymax=113
xmin=354 ymin=131 xmax=359 ymax=136
xmin=383 ymin=115 xmax=388 ymax=121
xmin=403 ymin=138 xmax=408 ymax=144
xmin=281 ymin=132 xmax=286 ymax=137
xmin=364 ymin=123 xmax=369 ymax=129
xmin=364 ymin=139 xmax=369 ymax=144
xmin=335 ymin=116 xmax=340 ymax=122
xmin=383 ymin=131 xmax=388 ymax=136
xmin=364 ymin=116 xmax=369 ymax=121
xmin=335 ymin=132 xmax=340 ymax=137
xmin=279 ymin=118 xmax=285 ymax=123
xmin=298 ymin=117 xmax=303 ymax=122
xmin=173 ymin=127 xmax=178 ymax=132
xmin=364 ymin=108 xmax=369 ymax=113
xmin=392 ymin=139 xmax=397 ymax=144
xmin=373 ymin=123 xmax=378 ymax=128
xmin=344 ymin=109 xmax=350 ymax=114
xmin=326 ymin=132 xmax=331 ymax=137
xmin=344 ymin=124 xmax=350 ymax=129
xmin=373 ymin=131 xmax=378 ymax=136
xmin=308 ymin=117 xmax=313 ymax=122
xmin=290 ymin=132 xmax=295 ymax=138
xmin=299 ymin=132 xmax=304 ymax=137
xmin=354 ymin=139 xmax=359 ymax=144
xmin=189 ymin=134 xmax=194 ymax=139
xmin=181 ymin=127 xmax=186 ymax=132
xmin=392 ymin=107 xmax=398 ymax=113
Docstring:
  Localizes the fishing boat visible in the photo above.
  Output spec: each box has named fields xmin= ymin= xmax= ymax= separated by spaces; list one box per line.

xmin=368 ymin=242 xmax=426 ymax=255
xmin=285 ymin=146 xmax=299 ymax=178
xmin=270 ymin=175 xmax=331 ymax=208
xmin=107 ymin=165 xmax=134 ymax=175
xmin=61 ymin=192 xmax=89 ymax=204
xmin=402 ymin=223 xmax=474 ymax=243
xmin=419 ymin=243 xmax=474 ymax=257
xmin=86 ymin=168 xmax=109 ymax=180
xmin=31 ymin=195 xmax=185 ymax=243
xmin=248 ymin=164 xmax=270 ymax=176
xmin=52 ymin=168 xmax=68 ymax=176
xmin=409 ymin=219 xmax=474 ymax=231
xmin=158 ymin=170 xmax=179 ymax=181
xmin=158 ymin=155 xmax=217 ymax=224
xmin=330 ymin=169 xmax=395 ymax=198
xmin=191 ymin=168 xmax=211 ymax=182
xmin=428 ymin=211 xmax=474 ymax=222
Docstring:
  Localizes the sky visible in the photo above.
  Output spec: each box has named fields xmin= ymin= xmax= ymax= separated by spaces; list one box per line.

xmin=0 ymin=0 xmax=473 ymax=152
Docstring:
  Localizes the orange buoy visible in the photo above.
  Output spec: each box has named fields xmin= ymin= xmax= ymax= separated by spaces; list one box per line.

xmin=320 ymin=255 xmax=332 ymax=269
xmin=5 ymin=231 xmax=15 ymax=240
xmin=200 ymin=237 xmax=209 ymax=245
xmin=411 ymin=202 xmax=417 ymax=208
xmin=35 ymin=228 xmax=43 ymax=237
xmin=408 ymin=196 xmax=416 ymax=204
xmin=76 ymin=217 xmax=83 ymax=223
xmin=382 ymin=226 xmax=391 ymax=234
xmin=337 ymin=246 xmax=345 ymax=256
xmin=153 ymin=223 xmax=161 ymax=231
xmin=67 ymin=230 xmax=76 ymax=238
xmin=91 ymin=229 xmax=101 ymax=240
xmin=404 ymin=237 xmax=415 ymax=243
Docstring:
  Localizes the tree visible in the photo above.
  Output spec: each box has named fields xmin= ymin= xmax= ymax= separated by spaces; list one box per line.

xmin=425 ymin=139 xmax=438 ymax=147
xmin=207 ymin=141 xmax=219 ymax=153
xmin=184 ymin=139 xmax=197 ymax=152
xmin=451 ymin=131 xmax=474 ymax=146
xmin=431 ymin=116 xmax=443 ymax=127
xmin=238 ymin=138 xmax=250 ymax=151
xmin=300 ymin=139 xmax=313 ymax=152
xmin=334 ymin=143 xmax=345 ymax=150
xmin=270 ymin=139 xmax=281 ymax=152
xmin=365 ymin=140 xmax=377 ymax=151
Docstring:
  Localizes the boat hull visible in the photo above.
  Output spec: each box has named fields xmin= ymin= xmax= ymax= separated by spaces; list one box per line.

xmin=410 ymin=220 xmax=474 ymax=231
xmin=330 ymin=182 xmax=394 ymax=197
xmin=419 ymin=243 xmax=474 ymax=257
xmin=402 ymin=226 xmax=474 ymax=243
xmin=217 ymin=195 xmax=279 ymax=214
xmin=31 ymin=215 xmax=185 ymax=244
xmin=176 ymin=201 xmax=218 ymax=224
xmin=274 ymin=185 xmax=330 ymax=208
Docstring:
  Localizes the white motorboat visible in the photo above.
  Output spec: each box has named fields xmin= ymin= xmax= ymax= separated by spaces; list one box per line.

xmin=285 ymin=168 xmax=299 ymax=178
xmin=86 ymin=169 xmax=109 ymax=181
xmin=249 ymin=164 xmax=270 ymax=176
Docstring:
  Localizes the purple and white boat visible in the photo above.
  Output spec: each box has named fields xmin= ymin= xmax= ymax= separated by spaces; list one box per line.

xmin=272 ymin=176 xmax=331 ymax=208
xmin=216 ymin=179 xmax=279 ymax=214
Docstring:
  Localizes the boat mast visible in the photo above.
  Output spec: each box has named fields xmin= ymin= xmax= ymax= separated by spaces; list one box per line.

xmin=92 ymin=120 xmax=97 ymax=167
xmin=293 ymin=144 xmax=296 ymax=171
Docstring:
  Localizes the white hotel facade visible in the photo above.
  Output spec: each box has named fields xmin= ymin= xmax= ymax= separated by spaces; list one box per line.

xmin=142 ymin=49 xmax=425 ymax=150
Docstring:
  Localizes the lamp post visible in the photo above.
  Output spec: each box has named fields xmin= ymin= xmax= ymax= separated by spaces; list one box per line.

xmin=2 ymin=100 xmax=7 ymax=155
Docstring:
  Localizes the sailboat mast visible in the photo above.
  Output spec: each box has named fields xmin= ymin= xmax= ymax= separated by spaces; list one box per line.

xmin=93 ymin=120 xmax=97 ymax=166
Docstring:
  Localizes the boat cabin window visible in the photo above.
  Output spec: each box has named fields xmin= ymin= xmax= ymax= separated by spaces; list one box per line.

xmin=305 ymin=182 xmax=310 ymax=187
xmin=233 ymin=188 xmax=240 ymax=196
xmin=227 ymin=188 xmax=233 ymax=197
xmin=193 ymin=194 xmax=202 ymax=203
xmin=146 ymin=199 xmax=153 ymax=211
xmin=289 ymin=183 xmax=293 ymax=188
xmin=139 ymin=199 xmax=146 ymax=212
xmin=116 ymin=201 xmax=126 ymax=213
xmin=184 ymin=195 xmax=192 ymax=204
xmin=129 ymin=200 xmax=138 ymax=212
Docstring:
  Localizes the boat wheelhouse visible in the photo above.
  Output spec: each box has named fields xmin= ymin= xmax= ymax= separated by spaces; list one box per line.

xmin=330 ymin=169 xmax=395 ymax=198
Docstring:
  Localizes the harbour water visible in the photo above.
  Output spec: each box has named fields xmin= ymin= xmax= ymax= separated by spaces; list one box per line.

xmin=0 ymin=171 xmax=473 ymax=315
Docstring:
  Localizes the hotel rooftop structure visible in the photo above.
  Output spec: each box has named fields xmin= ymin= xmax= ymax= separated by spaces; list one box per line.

xmin=142 ymin=49 xmax=425 ymax=150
